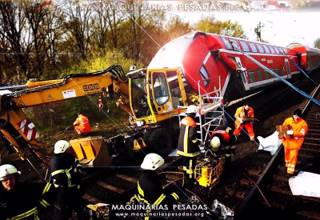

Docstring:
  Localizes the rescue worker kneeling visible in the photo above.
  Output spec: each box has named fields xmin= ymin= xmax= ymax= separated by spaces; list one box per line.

xmin=0 ymin=164 xmax=46 ymax=220
xmin=177 ymin=105 xmax=200 ymax=180
xmin=44 ymin=140 xmax=83 ymax=220
xmin=129 ymin=153 xmax=180 ymax=220
xmin=280 ymin=109 xmax=308 ymax=175
xmin=210 ymin=127 xmax=237 ymax=174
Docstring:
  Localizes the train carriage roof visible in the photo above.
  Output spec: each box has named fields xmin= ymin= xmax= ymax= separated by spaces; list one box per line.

xmin=148 ymin=32 xmax=195 ymax=69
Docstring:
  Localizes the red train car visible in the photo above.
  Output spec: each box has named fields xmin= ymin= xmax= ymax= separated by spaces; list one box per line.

xmin=287 ymin=43 xmax=320 ymax=72
xmin=148 ymin=32 xmax=314 ymax=100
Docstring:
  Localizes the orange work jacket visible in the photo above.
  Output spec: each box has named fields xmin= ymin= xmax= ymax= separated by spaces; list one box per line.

xmin=281 ymin=117 xmax=308 ymax=150
xmin=73 ymin=114 xmax=91 ymax=134
xmin=234 ymin=106 xmax=254 ymax=128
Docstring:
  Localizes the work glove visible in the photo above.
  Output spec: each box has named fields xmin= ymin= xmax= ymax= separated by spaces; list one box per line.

xmin=286 ymin=130 xmax=294 ymax=135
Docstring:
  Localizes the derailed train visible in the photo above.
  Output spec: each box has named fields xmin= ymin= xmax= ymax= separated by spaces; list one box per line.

xmin=1 ymin=31 xmax=319 ymax=169
xmin=148 ymin=32 xmax=320 ymax=102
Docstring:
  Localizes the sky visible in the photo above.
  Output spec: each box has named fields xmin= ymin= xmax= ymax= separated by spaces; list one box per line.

xmin=145 ymin=1 xmax=320 ymax=47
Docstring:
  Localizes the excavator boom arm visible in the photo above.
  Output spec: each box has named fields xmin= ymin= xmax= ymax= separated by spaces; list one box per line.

xmin=2 ymin=65 xmax=129 ymax=109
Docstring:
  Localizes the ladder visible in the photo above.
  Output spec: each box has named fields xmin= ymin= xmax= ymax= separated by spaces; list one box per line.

xmin=196 ymin=79 xmax=224 ymax=147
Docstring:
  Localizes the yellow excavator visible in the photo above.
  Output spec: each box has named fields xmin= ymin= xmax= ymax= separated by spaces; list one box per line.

xmin=0 ymin=65 xmax=191 ymax=169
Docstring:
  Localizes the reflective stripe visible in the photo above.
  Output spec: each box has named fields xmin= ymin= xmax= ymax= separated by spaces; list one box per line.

xmin=137 ymin=181 xmax=144 ymax=197
xmin=171 ymin=192 xmax=179 ymax=201
xmin=51 ymin=169 xmax=66 ymax=176
xmin=51 ymin=167 xmax=77 ymax=188
xmin=153 ymin=193 xmax=166 ymax=206
xmin=9 ymin=207 xmax=39 ymax=220
xmin=137 ymin=194 xmax=150 ymax=205
xmin=183 ymin=125 xmax=189 ymax=154
xmin=177 ymin=150 xmax=200 ymax=157
xmin=40 ymin=199 xmax=50 ymax=208
xmin=42 ymin=182 xmax=51 ymax=194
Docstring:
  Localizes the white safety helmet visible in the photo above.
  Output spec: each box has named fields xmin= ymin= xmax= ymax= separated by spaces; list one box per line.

xmin=186 ymin=105 xmax=197 ymax=114
xmin=140 ymin=153 xmax=164 ymax=171
xmin=54 ymin=140 xmax=70 ymax=154
xmin=210 ymin=136 xmax=221 ymax=152
xmin=0 ymin=164 xmax=21 ymax=181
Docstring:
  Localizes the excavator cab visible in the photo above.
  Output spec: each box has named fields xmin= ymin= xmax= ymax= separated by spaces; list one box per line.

xmin=128 ymin=68 xmax=187 ymax=125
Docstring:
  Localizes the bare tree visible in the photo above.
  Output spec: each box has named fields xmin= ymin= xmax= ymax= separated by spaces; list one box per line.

xmin=23 ymin=1 xmax=51 ymax=78
xmin=314 ymin=38 xmax=320 ymax=49
xmin=126 ymin=0 xmax=143 ymax=61
xmin=92 ymin=0 xmax=124 ymax=51
xmin=65 ymin=0 xmax=92 ymax=60
xmin=0 ymin=1 xmax=30 ymax=79
xmin=43 ymin=4 xmax=65 ymax=71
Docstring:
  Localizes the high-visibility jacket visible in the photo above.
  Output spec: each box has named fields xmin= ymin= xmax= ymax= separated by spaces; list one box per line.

xmin=177 ymin=116 xmax=200 ymax=157
xmin=73 ymin=114 xmax=91 ymax=134
xmin=50 ymin=154 xmax=80 ymax=189
xmin=0 ymin=183 xmax=43 ymax=220
xmin=210 ymin=129 xmax=236 ymax=146
xmin=130 ymin=170 xmax=179 ymax=220
xmin=281 ymin=117 xmax=308 ymax=150
xmin=234 ymin=106 xmax=254 ymax=128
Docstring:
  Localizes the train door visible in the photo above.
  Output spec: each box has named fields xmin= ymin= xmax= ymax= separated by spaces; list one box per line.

xmin=150 ymin=69 xmax=187 ymax=113
xmin=284 ymin=58 xmax=291 ymax=78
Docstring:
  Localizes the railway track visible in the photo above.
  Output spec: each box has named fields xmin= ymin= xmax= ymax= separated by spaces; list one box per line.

xmin=78 ymin=75 xmax=320 ymax=219
xmin=237 ymin=84 xmax=320 ymax=219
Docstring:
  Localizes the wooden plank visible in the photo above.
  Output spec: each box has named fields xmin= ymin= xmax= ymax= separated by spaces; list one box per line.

xmin=116 ymin=174 xmax=137 ymax=184
xmin=96 ymin=180 xmax=125 ymax=194
xmin=82 ymin=193 xmax=103 ymax=204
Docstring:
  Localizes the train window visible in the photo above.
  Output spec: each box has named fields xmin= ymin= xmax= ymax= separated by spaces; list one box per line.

xmin=262 ymin=45 xmax=270 ymax=53
xmin=265 ymin=71 xmax=272 ymax=79
xmin=248 ymin=71 xmax=255 ymax=83
xmin=274 ymin=47 xmax=280 ymax=54
xmin=256 ymin=70 xmax=263 ymax=81
xmin=249 ymin=43 xmax=257 ymax=53
xmin=152 ymin=72 xmax=169 ymax=105
xmin=229 ymin=39 xmax=241 ymax=51
xmin=240 ymin=41 xmax=250 ymax=52
xmin=167 ymin=71 xmax=181 ymax=108
xmin=257 ymin=44 xmax=265 ymax=53
xmin=282 ymin=48 xmax=288 ymax=54
xmin=221 ymin=37 xmax=232 ymax=50
xmin=269 ymin=46 xmax=275 ymax=54
xmin=278 ymin=47 xmax=285 ymax=54
xmin=200 ymin=65 xmax=210 ymax=87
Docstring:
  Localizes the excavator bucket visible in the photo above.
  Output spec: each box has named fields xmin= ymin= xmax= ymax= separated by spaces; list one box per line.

xmin=69 ymin=136 xmax=112 ymax=166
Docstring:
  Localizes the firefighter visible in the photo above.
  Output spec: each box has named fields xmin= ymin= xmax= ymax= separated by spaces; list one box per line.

xmin=0 ymin=164 xmax=44 ymax=220
xmin=48 ymin=140 xmax=83 ymax=220
xmin=233 ymin=104 xmax=255 ymax=141
xmin=177 ymin=105 xmax=200 ymax=179
xmin=281 ymin=109 xmax=308 ymax=175
xmin=210 ymin=127 xmax=237 ymax=174
xmin=129 ymin=153 xmax=179 ymax=219
xmin=210 ymin=127 xmax=237 ymax=155
xmin=73 ymin=113 xmax=91 ymax=136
